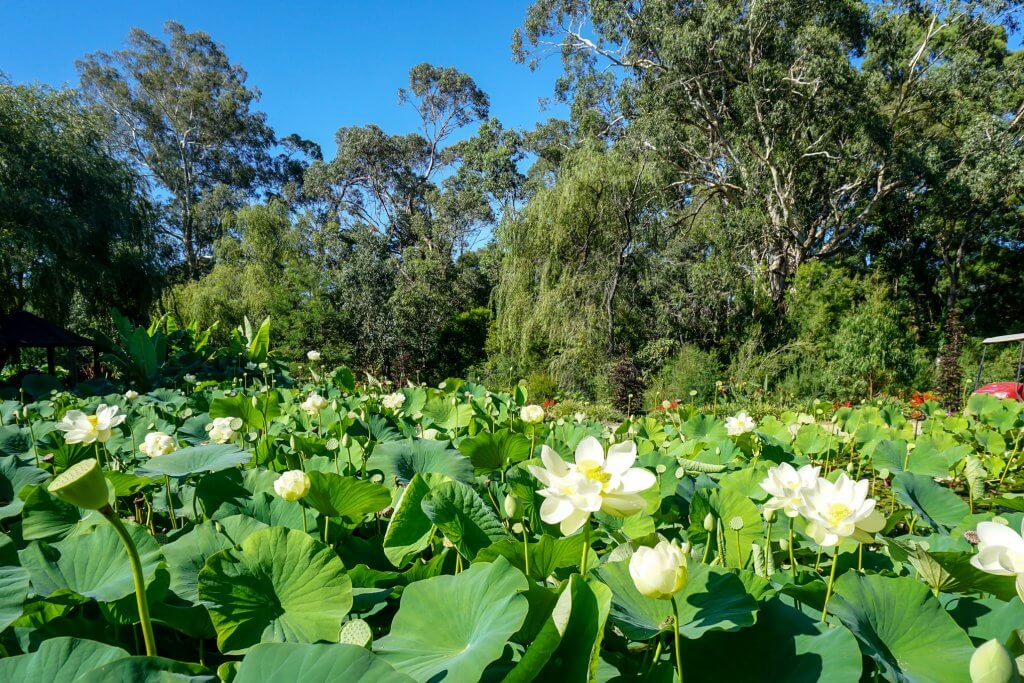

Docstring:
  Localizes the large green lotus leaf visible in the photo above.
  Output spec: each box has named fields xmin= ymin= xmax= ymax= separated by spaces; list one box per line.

xmin=679 ymin=415 xmax=727 ymax=442
xmin=0 ymin=455 xmax=49 ymax=519
xmin=196 ymin=468 xmax=278 ymax=516
xmin=892 ymin=472 xmax=969 ymax=532
xmin=420 ymin=479 xmax=508 ymax=560
xmin=19 ymin=484 xmax=101 ymax=541
xmin=700 ymin=487 xmax=762 ymax=568
xmin=367 ymin=438 xmax=474 ymax=487
xmin=475 ymin=534 xmax=595 ymax=582
xmin=868 ymin=439 xmax=948 ymax=477
xmin=420 ymin=396 xmax=473 ymax=431
xmin=135 ymin=444 xmax=251 ymax=479
xmin=382 ymin=474 xmax=435 ymax=567
xmin=0 ymin=564 xmax=29 ymax=631
xmin=457 ymin=429 xmax=532 ymax=471
xmin=198 ymin=526 xmax=353 ymax=654
xmin=680 ymin=598 xmax=862 ymax=682
xmin=76 ymin=655 xmax=216 ymax=682
xmin=209 ymin=391 xmax=280 ymax=431
xmin=376 ymin=557 xmax=530 ymax=682
xmin=0 ymin=636 xmax=129 ymax=681
xmin=235 ymin=643 xmax=413 ymax=683
xmin=596 ymin=559 xmax=757 ymax=640
xmin=162 ymin=517 xmax=268 ymax=604
xmin=505 ymin=574 xmax=610 ymax=682
xmin=305 ymin=472 xmax=391 ymax=523
xmin=19 ymin=521 xmax=163 ymax=602
xmin=829 ymin=573 xmax=974 ymax=682
xmin=945 ymin=595 xmax=1024 ymax=645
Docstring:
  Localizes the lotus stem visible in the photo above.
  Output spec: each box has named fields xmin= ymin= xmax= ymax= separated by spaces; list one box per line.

xmin=671 ymin=595 xmax=684 ymax=682
xmin=580 ymin=518 xmax=591 ymax=575
xmin=821 ymin=551 xmax=839 ymax=622
xmin=102 ymin=510 xmax=157 ymax=656
xmin=165 ymin=476 xmax=178 ymax=530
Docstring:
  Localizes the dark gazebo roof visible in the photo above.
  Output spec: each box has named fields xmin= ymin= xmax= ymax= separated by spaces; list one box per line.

xmin=0 ymin=311 xmax=95 ymax=348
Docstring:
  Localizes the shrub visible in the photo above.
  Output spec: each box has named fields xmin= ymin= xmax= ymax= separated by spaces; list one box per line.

xmin=644 ymin=344 xmax=721 ymax=408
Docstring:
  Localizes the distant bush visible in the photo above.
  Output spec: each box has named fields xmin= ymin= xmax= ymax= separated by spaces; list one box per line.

xmin=644 ymin=344 xmax=722 ymax=408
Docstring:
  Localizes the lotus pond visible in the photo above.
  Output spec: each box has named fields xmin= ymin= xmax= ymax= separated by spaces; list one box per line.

xmin=0 ymin=368 xmax=1023 ymax=682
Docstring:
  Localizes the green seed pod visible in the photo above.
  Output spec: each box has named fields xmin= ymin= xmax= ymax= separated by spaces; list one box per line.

xmin=48 ymin=459 xmax=109 ymax=511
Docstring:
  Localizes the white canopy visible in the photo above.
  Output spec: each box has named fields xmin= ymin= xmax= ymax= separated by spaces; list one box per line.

xmin=982 ymin=333 xmax=1024 ymax=345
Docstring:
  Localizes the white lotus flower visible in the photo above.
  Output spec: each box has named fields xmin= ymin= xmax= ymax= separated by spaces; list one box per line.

xmin=124 ymin=390 xmax=139 ymax=401
xmin=183 ymin=374 xmax=197 ymax=384
xmin=725 ymin=411 xmax=756 ymax=436
xmin=300 ymin=392 xmax=328 ymax=415
xmin=520 ymin=404 xmax=545 ymax=424
xmin=56 ymin=404 xmax=126 ymax=445
xmin=422 ymin=428 xmax=440 ymax=440
xmin=798 ymin=473 xmax=885 ymax=547
xmin=307 ymin=350 xmax=321 ymax=362
xmin=206 ymin=417 xmax=242 ymax=444
xmin=760 ymin=463 xmax=820 ymax=518
xmin=970 ymin=521 xmax=1024 ymax=576
xmin=274 ymin=470 xmax=310 ymax=501
xmin=382 ymin=392 xmax=406 ymax=410
xmin=245 ymin=362 xmax=257 ymax=371
xmin=528 ymin=437 xmax=656 ymax=535
xmin=139 ymin=431 xmax=176 ymax=458
xmin=629 ymin=539 xmax=690 ymax=600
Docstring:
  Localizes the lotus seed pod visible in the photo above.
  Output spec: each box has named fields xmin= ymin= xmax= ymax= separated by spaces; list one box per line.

xmin=969 ymin=639 xmax=1018 ymax=683
xmin=503 ymin=493 xmax=523 ymax=519
xmin=703 ymin=513 xmax=715 ymax=532
xmin=729 ymin=516 xmax=744 ymax=531
xmin=339 ymin=618 xmax=373 ymax=649
xmin=48 ymin=459 xmax=109 ymax=511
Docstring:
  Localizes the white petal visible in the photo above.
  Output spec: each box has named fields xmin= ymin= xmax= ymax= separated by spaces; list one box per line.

xmin=540 ymin=445 xmax=569 ymax=478
xmin=560 ymin=508 xmax=590 ymax=535
xmin=600 ymin=492 xmax=646 ymax=517
xmin=976 ymin=522 xmax=1024 ymax=553
xmin=574 ymin=436 xmax=605 ymax=469
xmin=527 ymin=464 xmax=553 ymax=487
xmin=618 ymin=467 xmax=656 ymax=494
xmin=605 ymin=441 xmax=637 ymax=474
xmin=540 ymin=495 xmax=575 ymax=524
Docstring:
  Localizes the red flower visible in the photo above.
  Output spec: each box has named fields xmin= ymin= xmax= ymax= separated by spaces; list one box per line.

xmin=542 ymin=399 xmax=557 ymax=410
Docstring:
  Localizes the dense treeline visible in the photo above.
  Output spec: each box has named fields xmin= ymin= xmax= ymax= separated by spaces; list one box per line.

xmin=2 ymin=3 xmax=1023 ymax=407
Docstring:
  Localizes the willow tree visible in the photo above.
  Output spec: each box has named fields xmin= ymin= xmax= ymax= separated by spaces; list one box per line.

xmin=490 ymin=143 xmax=662 ymax=393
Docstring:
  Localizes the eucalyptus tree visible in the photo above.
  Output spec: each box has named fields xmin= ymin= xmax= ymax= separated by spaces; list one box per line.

xmin=514 ymin=0 xmax=1024 ymax=306
xmin=77 ymin=21 xmax=276 ymax=276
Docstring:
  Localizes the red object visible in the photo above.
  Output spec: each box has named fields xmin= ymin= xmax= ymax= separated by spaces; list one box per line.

xmin=974 ymin=382 xmax=1024 ymax=401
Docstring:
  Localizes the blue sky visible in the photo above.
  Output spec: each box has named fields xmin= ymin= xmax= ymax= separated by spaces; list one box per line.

xmin=0 ymin=0 xmax=564 ymax=157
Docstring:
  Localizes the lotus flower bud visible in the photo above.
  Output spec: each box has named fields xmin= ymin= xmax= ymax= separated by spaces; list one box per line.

xmin=970 ymin=639 xmax=1018 ymax=683
xmin=703 ymin=513 xmax=715 ymax=532
xmin=519 ymin=404 xmax=545 ymax=424
xmin=273 ymin=470 xmax=310 ymax=501
xmin=48 ymin=459 xmax=110 ymax=511
xmin=504 ymin=493 xmax=523 ymax=519
xmin=628 ymin=540 xmax=688 ymax=600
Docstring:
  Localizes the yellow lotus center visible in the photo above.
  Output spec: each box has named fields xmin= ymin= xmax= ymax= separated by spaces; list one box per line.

xmin=86 ymin=415 xmax=99 ymax=429
xmin=579 ymin=463 xmax=611 ymax=486
xmin=826 ymin=503 xmax=852 ymax=527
